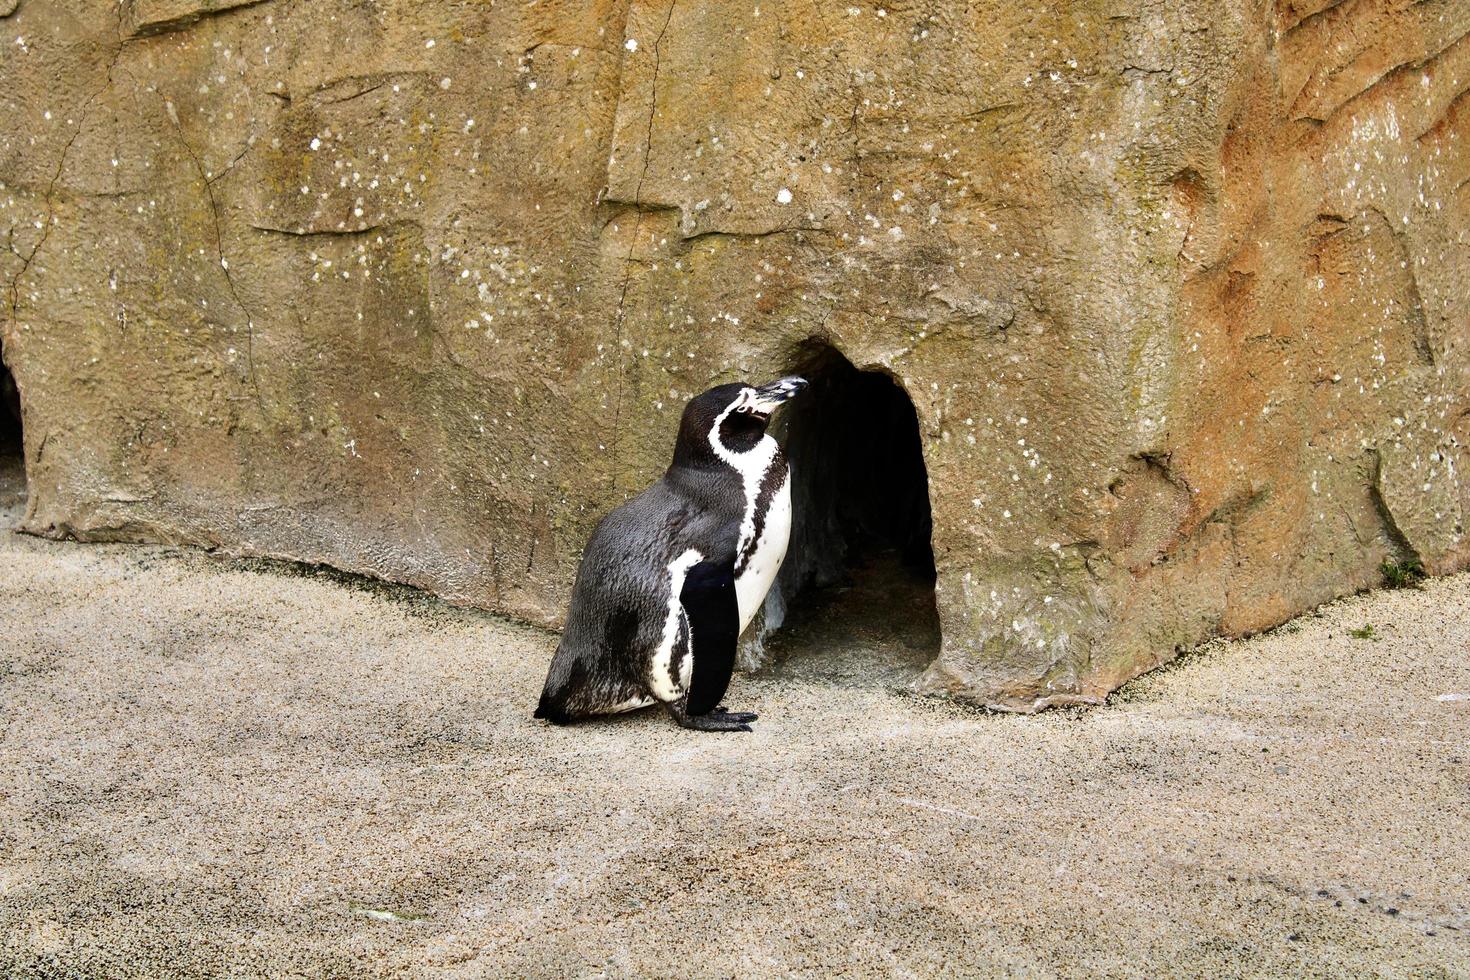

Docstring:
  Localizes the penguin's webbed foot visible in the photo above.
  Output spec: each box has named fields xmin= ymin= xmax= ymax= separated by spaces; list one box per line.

xmin=714 ymin=706 xmax=758 ymax=724
xmin=687 ymin=713 xmax=753 ymax=732
xmin=666 ymin=700 xmax=756 ymax=732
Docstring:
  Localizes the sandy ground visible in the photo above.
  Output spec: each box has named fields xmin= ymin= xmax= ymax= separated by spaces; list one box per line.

xmin=1 ymin=457 xmax=1468 ymax=978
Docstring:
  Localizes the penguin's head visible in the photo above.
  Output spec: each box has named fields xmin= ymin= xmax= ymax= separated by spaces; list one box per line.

xmin=672 ymin=377 xmax=808 ymax=468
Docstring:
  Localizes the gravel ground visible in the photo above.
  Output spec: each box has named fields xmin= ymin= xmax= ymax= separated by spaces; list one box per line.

xmin=1 ymin=460 xmax=1468 ymax=978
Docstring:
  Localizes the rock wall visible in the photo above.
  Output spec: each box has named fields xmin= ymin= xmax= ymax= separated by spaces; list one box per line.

xmin=2 ymin=0 xmax=1466 ymax=709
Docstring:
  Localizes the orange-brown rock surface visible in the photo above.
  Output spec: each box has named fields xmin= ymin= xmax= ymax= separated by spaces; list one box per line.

xmin=1 ymin=0 xmax=1466 ymax=709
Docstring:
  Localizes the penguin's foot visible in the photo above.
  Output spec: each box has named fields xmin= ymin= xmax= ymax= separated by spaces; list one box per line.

xmin=715 ymin=706 xmax=758 ymax=724
xmin=665 ymin=701 xmax=756 ymax=732
xmin=688 ymin=713 xmax=753 ymax=732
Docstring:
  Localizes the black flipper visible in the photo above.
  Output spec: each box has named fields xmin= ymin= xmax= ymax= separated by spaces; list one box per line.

xmin=680 ymin=557 xmax=740 ymax=716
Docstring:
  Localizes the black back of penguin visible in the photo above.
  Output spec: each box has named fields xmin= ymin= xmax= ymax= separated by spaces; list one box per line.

xmin=534 ymin=385 xmax=753 ymax=722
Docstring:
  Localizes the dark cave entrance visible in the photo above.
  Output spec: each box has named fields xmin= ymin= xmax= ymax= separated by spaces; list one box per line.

xmin=0 ymin=345 xmax=25 ymax=517
xmin=761 ymin=341 xmax=941 ymax=687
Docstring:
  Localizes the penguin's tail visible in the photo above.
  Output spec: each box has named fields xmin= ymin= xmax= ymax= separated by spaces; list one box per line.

xmin=533 ymin=688 xmax=573 ymax=725
xmin=535 ymin=643 xmax=588 ymax=725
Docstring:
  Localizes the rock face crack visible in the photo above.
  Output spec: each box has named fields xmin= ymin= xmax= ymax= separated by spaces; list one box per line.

xmin=682 ymin=225 xmax=831 ymax=246
xmin=128 ymin=0 xmax=275 ymax=38
xmin=5 ymin=16 xmax=125 ymax=332
xmin=206 ymin=142 xmax=255 ymax=186
xmin=607 ymin=0 xmax=676 ymax=492
xmin=1291 ymin=27 xmax=1470 ymax=125
xmin=248 ymin=221 xmax=398 ymax=238
xmin=1358 ymin=205 xmax=1436 ymax=367
xmin=1366 ymin=448 xmax=1422 ymax=566
xmin=163 ymin=102 xmax=260 ymax=395
xmin=1278 ymin=0 xmax=1351 ymax=37
xmin=1416 ymin=83 xmax=1470 ymax=143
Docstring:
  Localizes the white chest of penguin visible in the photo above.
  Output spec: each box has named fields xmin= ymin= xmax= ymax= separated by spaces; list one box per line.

xmin=729 ymin=437 xmax=793 ymax=634
xmin=736 ymin=473 xmax=791 ymax=632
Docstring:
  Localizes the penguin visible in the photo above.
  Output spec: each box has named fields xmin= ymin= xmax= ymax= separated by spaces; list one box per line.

xmin=534 ymin=376 xmax=808 ymax=732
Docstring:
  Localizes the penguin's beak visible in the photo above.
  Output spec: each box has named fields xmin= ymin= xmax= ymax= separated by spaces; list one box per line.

xmin=747 ymin=376 xmax=808 ymax=416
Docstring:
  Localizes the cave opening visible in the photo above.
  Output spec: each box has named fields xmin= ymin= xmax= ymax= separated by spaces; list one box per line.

xmin=0 ymin=348 xmax=25 ymax=518
xmin=760 ymin=341 xmax=941 ymax=687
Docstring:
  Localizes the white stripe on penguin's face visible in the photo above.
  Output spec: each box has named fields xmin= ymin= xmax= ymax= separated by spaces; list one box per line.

xmin=708 ymin=389 xmax=780 ymax=570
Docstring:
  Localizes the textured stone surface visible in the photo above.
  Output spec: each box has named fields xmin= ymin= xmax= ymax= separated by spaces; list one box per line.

xmin=1 ymin=0 xmax=1467 ymax=708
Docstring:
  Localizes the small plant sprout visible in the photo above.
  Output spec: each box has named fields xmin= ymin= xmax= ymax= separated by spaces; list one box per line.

xmin=1380 ymin=558 xmax=1425 ymax=590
